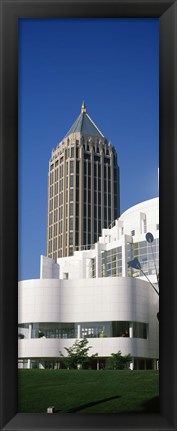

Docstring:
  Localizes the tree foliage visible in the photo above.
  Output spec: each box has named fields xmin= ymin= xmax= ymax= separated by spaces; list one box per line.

xmin=61 ymin=338 xmax=97 ymax=369
xmin=106 ymin=350 xmax=132 ymax=370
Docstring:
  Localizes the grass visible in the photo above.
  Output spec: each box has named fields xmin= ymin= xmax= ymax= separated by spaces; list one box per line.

xmin=18 ymin=369 xmax=159 ymax=414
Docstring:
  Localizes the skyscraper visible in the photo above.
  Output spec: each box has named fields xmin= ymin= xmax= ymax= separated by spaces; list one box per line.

xmin=47 ymin=102 xmax=120 ymax=259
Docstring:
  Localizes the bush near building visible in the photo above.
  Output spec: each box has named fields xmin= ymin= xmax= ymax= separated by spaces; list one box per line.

xmin=105 ymin=351 xmax=132 ymax=370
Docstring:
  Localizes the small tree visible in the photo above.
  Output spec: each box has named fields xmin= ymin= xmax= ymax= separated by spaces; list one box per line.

xmin=61 ymin=338 xmax=97 ymax=369
xmin=106 ymin=350 xmax=132 ymax=370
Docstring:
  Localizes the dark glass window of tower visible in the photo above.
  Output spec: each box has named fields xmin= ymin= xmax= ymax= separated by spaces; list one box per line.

xmin=114 ymin=168 xmax=117 ymax=181
xmin=98 ymin=178 xmax=101 ymax=191
xmin=94 ymin=155 xmax=100 ymax=162
xmin=94 ymin=220 xmax=97 ymax=233
xmin=69 ymin=232 xmax=73 ymax=245
xmin=69 ymin=246 xmax=73 ymax=256
xmin=98 ymin=220 xmax=101 ymax=234
xmin=76 ymin=202 xmax=79 ymax=218
xmin=70 ymin=175 xmax=74 ymax=187
xmin=70 ymin=189 xmax=74 ymax=201
xmin=98 ymin=206 xmax=101 ymax=219
xmin=69 ymin=217 xmax=73 ymax=231
xmin=76 ymin=189 xmax=79 ymax=203
xmin=76 ymin=231 xmax=79 ymax=246
xmin=70 ymin=161 xmax=74 ymax=174
xmin=94 ymin=191 xmax=97 ymax=204
xmin=114 ymin=181 xmax=117 ymax=194
xmin=105 ymin=156 xmax=110 ymax=165
xmin=76 ymin=161 xmax=80 ymax=174
xmin=70 ymin=147 xmax=74 ymax=158
xmin=84 ymin=218 xmax=87 ymax=231
xmin=88 ymin=233 xmax=91 ymax=245
xmin=108 ymin=208 xmax=111 ymax=223
xmin=98 ymin=164 xmax=101 ymax=178
xmin=108 ymin=166 xmax=111 ymax=180
xmin=70 ymin=203 xmax=73 ymax=216
xmin=94 ymin=206 xmax=97 ymax=219
xmin=76 ymin=217 xmax=79 ymax=231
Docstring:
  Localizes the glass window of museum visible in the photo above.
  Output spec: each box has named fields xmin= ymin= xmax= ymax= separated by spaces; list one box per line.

xmin=18 ymin=321 xmax=148 ymax=340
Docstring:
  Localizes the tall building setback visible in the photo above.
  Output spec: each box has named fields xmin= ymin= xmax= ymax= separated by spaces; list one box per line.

xmin=47 ymin=103 xmax=120 ymax=259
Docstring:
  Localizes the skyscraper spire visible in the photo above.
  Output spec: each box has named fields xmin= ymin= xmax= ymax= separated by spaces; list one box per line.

xmin=81 ymin=101 xmax=86 ymax=113
xmin=47 ymin=104 xmax=120 ymax=259
xmin=65 ymin=102 xmax=104 ymax=138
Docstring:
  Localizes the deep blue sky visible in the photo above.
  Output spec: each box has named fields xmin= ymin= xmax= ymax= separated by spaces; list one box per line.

xmin=18 ymin=18 xmax=159 ymax=281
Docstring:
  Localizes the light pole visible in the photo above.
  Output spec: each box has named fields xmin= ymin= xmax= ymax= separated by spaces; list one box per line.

xmin=128 ymin=232 xmax=159 ymax=320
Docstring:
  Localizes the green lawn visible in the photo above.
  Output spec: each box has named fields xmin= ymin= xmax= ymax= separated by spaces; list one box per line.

xmin=18 ymin=369 xmax=159 ymax=413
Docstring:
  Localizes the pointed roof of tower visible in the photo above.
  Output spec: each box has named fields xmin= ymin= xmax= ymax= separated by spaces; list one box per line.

xmin=65 ymin=102 xmax=104 ymax=138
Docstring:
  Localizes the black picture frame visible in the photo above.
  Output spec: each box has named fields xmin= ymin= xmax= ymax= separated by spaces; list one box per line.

xmin=0 ymin=0 xmax=177 ymax=430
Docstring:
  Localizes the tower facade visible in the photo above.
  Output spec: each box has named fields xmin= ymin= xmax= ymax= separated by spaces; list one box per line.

xmin=47 ymin=103 xmax=120 ymax=259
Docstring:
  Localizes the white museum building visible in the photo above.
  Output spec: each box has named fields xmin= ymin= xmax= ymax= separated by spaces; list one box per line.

xmin=18 ymin=197 xmax=159 ymax=370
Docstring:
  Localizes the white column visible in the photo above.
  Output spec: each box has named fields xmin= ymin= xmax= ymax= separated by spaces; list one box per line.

xmin=28 ymin=324 xmax=32 ymax=368
xmin=123 ymin=235 xmax=133 ymax=277
xmin=77 ymin=324 xmax=81 ymax=339
xmin=95 ymin=243 xmax=101 ymax=277
xmin=97 ymin=359 xmax=99 ymax=370
xmin=121 ymin=236 xmax=127 ymax=277
xmin=129 ymin=322 xmax=133 ymax=338
xmin=27 ymin=359 xmax=31 ymax=369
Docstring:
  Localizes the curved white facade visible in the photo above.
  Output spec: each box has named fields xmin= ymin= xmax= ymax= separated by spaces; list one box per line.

xmin=18 ymin=277 xmax=158 ymax=359
xmin=18 ymin=198 xmax=159 ymax=370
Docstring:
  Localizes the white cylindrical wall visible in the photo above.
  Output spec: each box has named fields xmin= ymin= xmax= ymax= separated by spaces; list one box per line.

xmin=18 ymin=277 xmax=159 ymax=362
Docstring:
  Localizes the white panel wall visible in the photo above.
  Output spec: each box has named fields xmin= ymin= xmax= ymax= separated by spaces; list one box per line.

xmin=18 ymin=336 xmax=158 ymax=360
xmin=40 ymin=255 xmax=59 ymax=279
xmin=18 ymin=277 xmax=159 ymax=360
